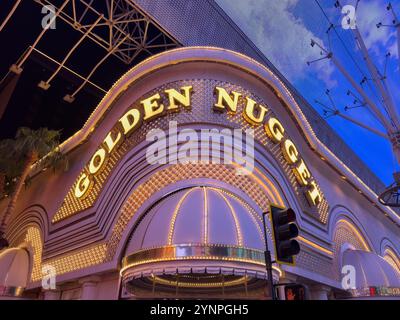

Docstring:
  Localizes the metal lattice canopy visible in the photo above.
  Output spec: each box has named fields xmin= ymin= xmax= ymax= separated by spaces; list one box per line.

xmin=378 ymin=183 xmax=400 ymax=207
xmin=34 ymin=0 xmax=179 ymax=65
xmin=2 ymin=0 xmax=179 ymax=103
xmin=0 ymin=0 xmax=179 ymax=141
xmin=310 ymin=1 xmax=400 ymax=208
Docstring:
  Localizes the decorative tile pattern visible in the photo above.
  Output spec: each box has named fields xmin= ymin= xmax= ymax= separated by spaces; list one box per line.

xmin=332 ymin=220 xmax=369 ymax=281
xmin=105 ymin=163 xmax=272 ymax=260
xmin=53 ymin=80 xmax=329 ymax=224
xmin=295 ymin=248 xmax=332 ymax=278
xmin=24 ymin=227 xmax=43 ymax=282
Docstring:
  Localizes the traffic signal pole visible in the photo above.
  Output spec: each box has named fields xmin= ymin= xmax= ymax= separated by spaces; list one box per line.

xmin=263 ymin=204 xmax=300 ymax=300
xmin=262 ymin=212 xmax=276 ymax=300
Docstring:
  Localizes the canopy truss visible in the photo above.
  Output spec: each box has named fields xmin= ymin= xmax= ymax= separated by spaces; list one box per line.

xmin=1 ymin=0 xmax=179 ymax=103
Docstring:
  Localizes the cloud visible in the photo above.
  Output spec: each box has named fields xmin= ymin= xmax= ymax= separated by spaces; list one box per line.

xmin=216 ymin=0 xmax=337 ymax=87
xmin=356 ymin=0 xmax=398 ymax=59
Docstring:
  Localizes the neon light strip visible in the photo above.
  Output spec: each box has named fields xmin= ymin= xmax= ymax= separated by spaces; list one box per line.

xmin=209 ymin=187 xmax=265 ymax=243
xmin=337 ymin=219 xmax=370 ymax=251
xmin=215 ymin=189 xmax=243 ymax=246
xmin=150 ymin=275 xmax=248 ymax=288
xmin=167 ymin=188 xmax=196 ymax=245
xmin=203 ymin=187 xmax=208 ymax=244
xmin=31 ymin=47 xmax=400 ymax=226
xmin=298 ymin=236 xmax=333 ymax=256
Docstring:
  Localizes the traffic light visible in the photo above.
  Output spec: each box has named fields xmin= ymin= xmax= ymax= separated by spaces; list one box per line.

xmin=268 ymin=204 xmax=300 ymax=265
xmin=284 ymin=284 xmax=306 ymax=300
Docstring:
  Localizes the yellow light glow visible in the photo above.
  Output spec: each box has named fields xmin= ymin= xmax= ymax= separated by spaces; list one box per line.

xmin=119 ymin=108 xmax=141 ymax=135
xmin=298 ymin=236 xmax=333 ymax=256
xmin=293 ymin=160 xmax=311 ymax=186
xmin=203 ymin=187 xmax=209 ymax=244
xmin=213 ymin=86 xmax=241 ymax=113
xmin=337 ymin=219 xmax=370 ymax=251
xmin=150 ymin=275 xmax=249 ymax=288
xmin=242 ymin=97 xmax=269 ymax=126
xmin=305 ymin=181 xmax=322 ymax=206
xmin=167 ymin=188 xmax=196 ymax=245
xmin=74 ymin=172 xmax=91 ymax=198
xmin=164 ymin=86 xmax=193 ymax=111
xmin=383 ymin=248 xmax=400 ymax=274
xmin=103 ymin=130 xmax=122 ymax=153
xmin=216 ymin=189 xmax=243 ymax=246
xmin=32 ymin=47 xmax=398 ymax=227
xmin=264 ymin=117 xmax=285 ymax=143
xmin=282 ymin=139 xmax=299 ymax=164
xmin=88 ymin=148 xmax=107 ymax=174
xmin=141 ymin=93 xmax=164 ymax=121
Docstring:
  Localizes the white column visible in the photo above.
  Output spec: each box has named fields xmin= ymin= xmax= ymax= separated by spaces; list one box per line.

xmin=310 ymin=285 xmax=331 ymax=300
xmin=79 ymin=276 xmax=101 ymax=300
xmin=42 ymin=288 xmax=61 ymax=300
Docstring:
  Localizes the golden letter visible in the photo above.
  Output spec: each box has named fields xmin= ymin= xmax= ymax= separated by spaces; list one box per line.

xmin=282 ymin=139 xmax=299 ymax=164
xmin=103 ymin=130 xmax=122 ymax=153
xmin=306 ymin=181 xmax=322 ymax=205
xmin=264 ymin=117 xmax=284 ymax=143
xmin=142 ymin=93 xmax=164 ymax=121
xmin=293 ymin=159 xmax=311 ymax=186
xmin=243 ymin=97 xmax=268 ymax=125
xmin=119 ymin=108 xmax=141 ymax=135
xmin=74 ymin=172 xmax=91 ymax=198
xmin=89 ymin=148 xmax=107 ymax=174
xmin=214 ymin=87 xmax=241 ymax=113
xmin=165 ymin=86 xmax=193 ymax=111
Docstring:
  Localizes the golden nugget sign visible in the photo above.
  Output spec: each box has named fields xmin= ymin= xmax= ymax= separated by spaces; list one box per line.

xmin=74 ymin=85 xmax=321 ymax=206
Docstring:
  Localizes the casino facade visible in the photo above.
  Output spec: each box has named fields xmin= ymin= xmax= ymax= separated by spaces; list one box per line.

xmin=0 ymin=1 xmax=400 ymax=300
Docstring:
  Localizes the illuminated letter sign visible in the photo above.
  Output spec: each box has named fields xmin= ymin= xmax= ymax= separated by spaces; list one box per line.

xmin=265 ymin=117 xmax=285 ymax=143
xmin=165 ymin=86 xmax=193 ymax=111
xmin=214 ymin=87 xmax=241 ymax=113
xmin=72 ymin=84 xmax=322 ymax=208
xmin=243 ymin=97 xmax=268 ymax=126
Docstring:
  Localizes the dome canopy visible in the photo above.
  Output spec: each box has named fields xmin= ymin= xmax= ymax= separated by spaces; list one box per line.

xmin=121 ymin=186 xmax=273 ymax=299
xmin=0 ymin=247 xmax=31 ymax=297
xmin=342 ymin=249 xmax=400 ymax=289
xmin=126 ymin=186 xmax=265 ymax=253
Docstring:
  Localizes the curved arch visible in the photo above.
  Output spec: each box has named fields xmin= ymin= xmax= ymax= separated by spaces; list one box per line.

xmin=6 ymin=204 xmax=48 ymax=245
xmin=52 ymin=122 xmax=291 ymax=223
xmin=19 ymin=226 xmax=43 ymax=284
xmin=380 ymin=238 xmax=400 ymax=274
xmin=38 ymin=46 xmax=397 ymax=225
xmin=167 ymin=187 xmax=198 ymax=245
xmin=383 ymin=251 xmax=400 ymax=275
xmin=93 ymin=127 xmax=306 ymax=239
xmin=1 ymin=205 xmax=48 ymax=285
xmin=8 ymin=225 xmax=43 ymax=285
xmin=380 ymin=238 xmax=400 ymax=257
xmin=93 ymin=135 xmax=290 ymax=241
xmin=330 ymin=209 xmax=373 ymax=282
xmin=36 ymin=130 xmax=310 ymax=277
xmin=213 ymin=188 xmax=251 ymax=246
xmin=328 ymin=205 xmax=373 ymax=252
xmin=334 ymin=218 xmax=371 ymax=252
xmin=104 ymin=143 xmax=298 ymax=265
xmin=0 ymin=246 xmax=31 ymax=295
xmin=114 ymin=178 xmax=275 ymax=266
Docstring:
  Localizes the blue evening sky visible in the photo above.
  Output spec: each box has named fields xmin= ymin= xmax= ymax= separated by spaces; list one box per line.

xmin=216 ymin=0 xmax=400 ymax=186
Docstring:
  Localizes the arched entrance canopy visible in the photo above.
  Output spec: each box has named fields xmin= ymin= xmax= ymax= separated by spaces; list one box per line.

xmin=30 ymin=47 xmax=399 ymax=226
